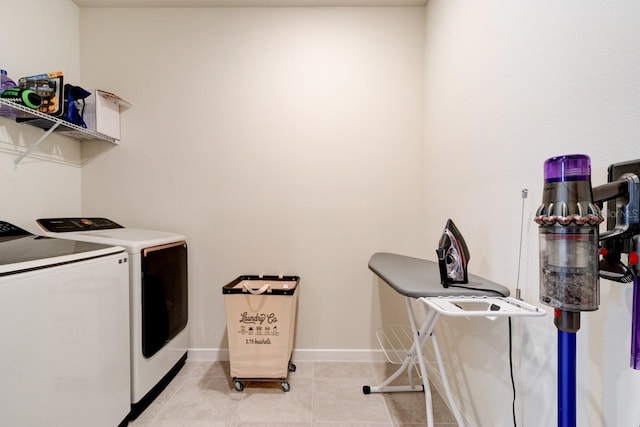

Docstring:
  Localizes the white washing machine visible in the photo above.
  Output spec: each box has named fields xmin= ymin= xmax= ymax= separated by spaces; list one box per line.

xmin=37 ymin=217 xmax=189 ymax=419
xmin=0 ymin=220 xmax=130 ymax=427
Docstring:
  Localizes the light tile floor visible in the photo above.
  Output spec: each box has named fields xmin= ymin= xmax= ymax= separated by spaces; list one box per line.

xmin=127 ymin=360 xmax=456 ymax=427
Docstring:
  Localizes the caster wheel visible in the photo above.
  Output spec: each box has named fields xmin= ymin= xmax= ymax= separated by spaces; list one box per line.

xmin=363 ymin=385 xmax=371 ymax=394
xmin=234 ymin=380 xmax=244 ymax=392
xmin=281 ymin=381 xmax=291 ymax=392
xmin=289 ymin=362 xmax=297 ymax=372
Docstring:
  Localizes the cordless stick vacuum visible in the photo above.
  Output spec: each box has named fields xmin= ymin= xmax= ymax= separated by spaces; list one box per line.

xmin=535 ymin=154 xmax=603 ymax=427
xmin=536 ymin=155 xmax=640 ymax=427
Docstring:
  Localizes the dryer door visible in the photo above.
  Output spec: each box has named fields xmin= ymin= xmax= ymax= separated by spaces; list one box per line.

xmin=141 ymin=241 xmax=188 ymax=358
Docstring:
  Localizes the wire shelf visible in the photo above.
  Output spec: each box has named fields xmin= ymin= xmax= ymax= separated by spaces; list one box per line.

xmin=377 ymin=324 xmax=423 ymax=365
xmin=0 ymin=98 xmax=118 ymax=164
xmin=0 ymin=98 xmax=116 ymax=143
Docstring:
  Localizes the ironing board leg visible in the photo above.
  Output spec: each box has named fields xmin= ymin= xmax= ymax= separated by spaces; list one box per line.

xmin=406 ymin=296 xmax=436 ymax=427
xmin=363 ymin=297 xmax=442 ymax=427
xmin=431 ymin=330 xmax=466 ymax=426
xmin=364 ymin=300 xmax=438 ymax=393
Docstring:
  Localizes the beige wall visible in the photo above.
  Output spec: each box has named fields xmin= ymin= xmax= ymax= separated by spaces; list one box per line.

xmin=4 ymin=1 xmax=640 ymax=425
xmin=0 ymin=0 xmax=82 ymax=228
xmin=78 ymin=7 xmax=427 ymax=352
xmin=423 ymin=0 xmax=640 ymax=425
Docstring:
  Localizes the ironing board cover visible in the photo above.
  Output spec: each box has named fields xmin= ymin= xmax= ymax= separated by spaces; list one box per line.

xmin=369 ymin=252 xmax=510 ymax=298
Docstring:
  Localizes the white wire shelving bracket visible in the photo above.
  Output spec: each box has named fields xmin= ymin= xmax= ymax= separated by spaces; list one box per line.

xmin=0 ymin=98 xmax=117 ymax=165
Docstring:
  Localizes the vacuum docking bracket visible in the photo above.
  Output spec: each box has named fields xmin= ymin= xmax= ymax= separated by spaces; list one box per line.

xmin=594 ymin=159 xmax=640 ymax=283
xmin=592 ymin=158 xmax=640 ymax=370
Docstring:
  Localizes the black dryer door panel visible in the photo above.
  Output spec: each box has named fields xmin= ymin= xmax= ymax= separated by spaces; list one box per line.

xmin=141 ymin=241 xmax=188 ymax=358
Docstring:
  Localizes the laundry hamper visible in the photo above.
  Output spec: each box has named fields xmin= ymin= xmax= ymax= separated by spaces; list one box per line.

xmin=222 ymin=275 xmax=300 ymax=392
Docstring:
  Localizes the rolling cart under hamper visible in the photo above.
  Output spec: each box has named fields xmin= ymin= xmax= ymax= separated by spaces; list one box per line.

xmin=222 ymin=275 xmax=300 ymax=392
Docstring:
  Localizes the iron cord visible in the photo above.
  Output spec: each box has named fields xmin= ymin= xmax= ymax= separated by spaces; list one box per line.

xmin=441 ymin=284 xmax=517 ymax=426
xmin=509 ymin=317 xmax=517 ymax=427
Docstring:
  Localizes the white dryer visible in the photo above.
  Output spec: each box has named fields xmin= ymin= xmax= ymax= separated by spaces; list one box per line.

xmin=37 ymin=217 xmax=189 ymax=419
xmin=0 ymin=220 xmax=130 ymax=427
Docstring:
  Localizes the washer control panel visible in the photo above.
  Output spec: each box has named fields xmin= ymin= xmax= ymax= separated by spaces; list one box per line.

xmin=0 ymin=221 xmax=30 ymax=237
xmin=37 ymin=217 xmax=124 ymax=233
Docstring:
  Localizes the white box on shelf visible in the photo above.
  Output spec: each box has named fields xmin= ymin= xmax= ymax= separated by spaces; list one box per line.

xmin=84 ymin=90 xmax=130 ymax=140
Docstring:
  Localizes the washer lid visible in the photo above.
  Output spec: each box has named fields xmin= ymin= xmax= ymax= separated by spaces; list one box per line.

xmin=37 ymin=218 xmax=186 ymax=253
xmin=0 ymin=233 xmax=125 ymax=276
xmin=56 ymin=228 xmax=185 ymax=253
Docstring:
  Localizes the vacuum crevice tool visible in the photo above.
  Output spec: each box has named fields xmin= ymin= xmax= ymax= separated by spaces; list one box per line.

xmin=598 ymin=252 xmax=633 ymax=283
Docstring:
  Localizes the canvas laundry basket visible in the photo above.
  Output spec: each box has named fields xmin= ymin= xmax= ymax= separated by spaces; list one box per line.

xmin=222 ymin=275 xmax=300 ymax=392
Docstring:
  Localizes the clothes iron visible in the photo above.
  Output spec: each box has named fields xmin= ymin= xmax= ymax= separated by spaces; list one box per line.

xmin=436 ymin=219 xmax=470 ymax=287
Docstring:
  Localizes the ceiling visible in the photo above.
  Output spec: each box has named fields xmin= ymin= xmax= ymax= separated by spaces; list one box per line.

xmin=71 ymin=0 xmax=427 ymax=7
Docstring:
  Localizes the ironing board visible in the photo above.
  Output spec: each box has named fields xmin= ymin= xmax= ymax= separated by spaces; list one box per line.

xmin=364 ymin=252 xmax=544 ymax=427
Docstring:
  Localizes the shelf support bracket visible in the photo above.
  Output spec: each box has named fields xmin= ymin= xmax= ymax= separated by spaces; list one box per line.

xmin=14 ymin=122 xmax=62 ymax=165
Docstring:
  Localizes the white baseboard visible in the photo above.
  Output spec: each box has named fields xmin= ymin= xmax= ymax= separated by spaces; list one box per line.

xmin=187 ymin=348 xmax=389 ymax=362
xmin=187 ymin=348 xmax=229 ymax=361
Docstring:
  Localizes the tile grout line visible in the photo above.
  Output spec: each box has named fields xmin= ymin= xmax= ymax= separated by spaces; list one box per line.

xmin=129 ymin=360 xmax=456 ymax=426
xmin=369 ymin=361 xmax=397 ymax=427
xmin=149 ymin=368 xmax=191 ymax=424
